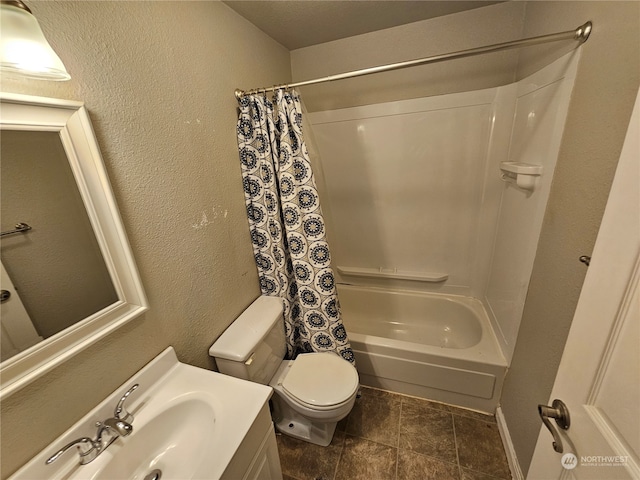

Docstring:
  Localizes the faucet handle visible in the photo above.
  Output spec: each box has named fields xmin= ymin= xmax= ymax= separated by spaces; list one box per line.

xmin=45 ymin=437 xmax=97 ymax=466
xmin=114 ymin=383 xmax=139 ymax=423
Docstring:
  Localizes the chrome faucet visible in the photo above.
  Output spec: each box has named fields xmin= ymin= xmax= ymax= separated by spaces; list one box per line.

xmin=93 ymin=415 xmax=134 ymax=454
xmin=45 ymin=384 xmax=139 ymax=466
xmin=96 ymin=417 xmax=133 ymax=441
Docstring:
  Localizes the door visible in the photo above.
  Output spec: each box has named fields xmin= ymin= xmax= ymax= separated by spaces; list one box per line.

xmin=0 ymin=261 xmax=42 ymax=361
xmin=527 ymin=90 xmax=640 ymax=479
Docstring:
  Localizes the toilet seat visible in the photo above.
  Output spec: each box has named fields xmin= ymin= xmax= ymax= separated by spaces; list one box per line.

xmin=281 ymin=352 xmax=359 ymax=409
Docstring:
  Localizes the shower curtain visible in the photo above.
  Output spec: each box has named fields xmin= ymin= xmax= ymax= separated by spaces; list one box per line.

xmin=236 ymin=89 xmax=354 ymax=364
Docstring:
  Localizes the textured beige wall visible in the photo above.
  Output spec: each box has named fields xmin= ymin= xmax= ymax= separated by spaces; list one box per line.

xmin=0 ymin=1 xmax=290 ymax=477
xmin=290 ymin=1 xmax=526 ymax=112
xmin=500 ymin=2 xmax=640 ymax=475
xmin=1 ymin=131 xmax=117 ymax=339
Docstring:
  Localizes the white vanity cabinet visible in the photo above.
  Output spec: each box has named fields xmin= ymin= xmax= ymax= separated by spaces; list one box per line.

xmin=222 ymin=403 xmax=283 ymax=480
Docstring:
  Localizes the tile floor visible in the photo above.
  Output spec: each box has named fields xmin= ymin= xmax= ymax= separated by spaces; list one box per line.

xmin=276 ymin=386 xmax=511 ymax=480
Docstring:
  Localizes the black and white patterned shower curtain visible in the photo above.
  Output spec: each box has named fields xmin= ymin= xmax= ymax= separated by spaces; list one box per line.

xmin=236 ymin=89 xmax=354 ymax=364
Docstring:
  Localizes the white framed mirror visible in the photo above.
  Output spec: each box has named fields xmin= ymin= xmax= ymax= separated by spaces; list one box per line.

xmin=0 ymin=93 xmax=148 ymax=398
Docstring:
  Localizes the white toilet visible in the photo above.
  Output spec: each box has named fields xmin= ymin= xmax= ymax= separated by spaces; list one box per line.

xmin=209 ymin=295 xmax=359 ymax=446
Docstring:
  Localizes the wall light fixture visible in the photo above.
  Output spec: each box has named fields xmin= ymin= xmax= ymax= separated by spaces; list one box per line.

xmin=0 ymin=0 xmax=70 ymax=80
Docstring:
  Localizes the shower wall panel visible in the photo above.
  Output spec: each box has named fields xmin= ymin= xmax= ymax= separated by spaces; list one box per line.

xmin=307 ymin=51 xmax=580 ymax=365
xmin=308 ymin=90 xmax=500 ymax=296
xmin=484 ymin=52 xmax=580 ymax=361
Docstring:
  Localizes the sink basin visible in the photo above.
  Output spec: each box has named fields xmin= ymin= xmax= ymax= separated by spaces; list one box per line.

xmin=95 ymin=399 xmax=215 ymax=480
xmin=10 ymin=347 xmax=275 ymax=480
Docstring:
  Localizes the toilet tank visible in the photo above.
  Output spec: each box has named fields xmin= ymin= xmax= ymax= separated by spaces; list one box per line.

xmin=209 ymin=296 xmax=287 ymax=385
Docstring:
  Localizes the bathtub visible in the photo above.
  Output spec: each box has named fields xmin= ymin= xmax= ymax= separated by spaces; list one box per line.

xmin=337 ymin=284 xmax=507 ymax=413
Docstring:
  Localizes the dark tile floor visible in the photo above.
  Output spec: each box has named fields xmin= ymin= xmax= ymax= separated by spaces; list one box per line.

xmin=276 ymin=386 xmax=511 ymax=480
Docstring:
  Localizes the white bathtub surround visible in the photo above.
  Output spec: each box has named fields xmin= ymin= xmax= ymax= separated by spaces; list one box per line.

xmin=309 ymin=51 xmax=579 ymax=342
xmin=338 ymin=285 xmax=506 ymax=413
xmin=306 ymin=51 xmax=580 ymax=413
xmin=309 ymin=88 xmax=500 ymax=299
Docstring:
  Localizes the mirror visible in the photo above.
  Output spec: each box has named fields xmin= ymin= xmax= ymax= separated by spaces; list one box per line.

xmin=0 ymin=93 xmax=148 ymax=398
xmin=1 ymin=130 xmax=119 ymax=356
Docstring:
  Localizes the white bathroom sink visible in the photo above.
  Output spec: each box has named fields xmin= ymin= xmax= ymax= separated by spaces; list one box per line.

xmin=91 ymin=399 xmax=215 ymax=480
xmin=10 ymin=347 xmax=274 ymax=480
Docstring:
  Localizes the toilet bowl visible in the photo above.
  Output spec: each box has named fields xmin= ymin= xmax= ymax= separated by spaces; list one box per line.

xmin=269 ymin=353 xmax=358 ymax=445
xmin=209 ymin=296 xmax=359 ymax=446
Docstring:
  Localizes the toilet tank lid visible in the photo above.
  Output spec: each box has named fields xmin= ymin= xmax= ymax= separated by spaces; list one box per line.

xmin=209 ymin=296 xmax=284 ymax=362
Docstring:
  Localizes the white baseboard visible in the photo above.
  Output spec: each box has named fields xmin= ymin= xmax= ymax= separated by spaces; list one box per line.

xmin=496 ymin=406 xmax=525 ymax=480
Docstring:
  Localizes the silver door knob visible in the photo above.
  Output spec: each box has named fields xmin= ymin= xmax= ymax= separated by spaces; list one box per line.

xmin=538 ymin=399 xmax=571 ymax=453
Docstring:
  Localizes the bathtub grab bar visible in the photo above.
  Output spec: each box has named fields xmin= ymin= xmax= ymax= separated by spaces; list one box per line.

xmin=337 ymin=266 xmax=448 ymax=283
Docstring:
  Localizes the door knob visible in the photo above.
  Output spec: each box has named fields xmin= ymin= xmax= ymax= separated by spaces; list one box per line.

xmin=538 ymin=399 xmax=570 ymax=453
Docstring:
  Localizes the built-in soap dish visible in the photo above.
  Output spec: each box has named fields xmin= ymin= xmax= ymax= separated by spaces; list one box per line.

xmin=500 ymin=162 xmax=543 ymax=191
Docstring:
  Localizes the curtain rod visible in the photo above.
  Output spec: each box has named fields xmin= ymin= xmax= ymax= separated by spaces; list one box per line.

xmin=235 ymin=21 xmax=591 ymax=99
